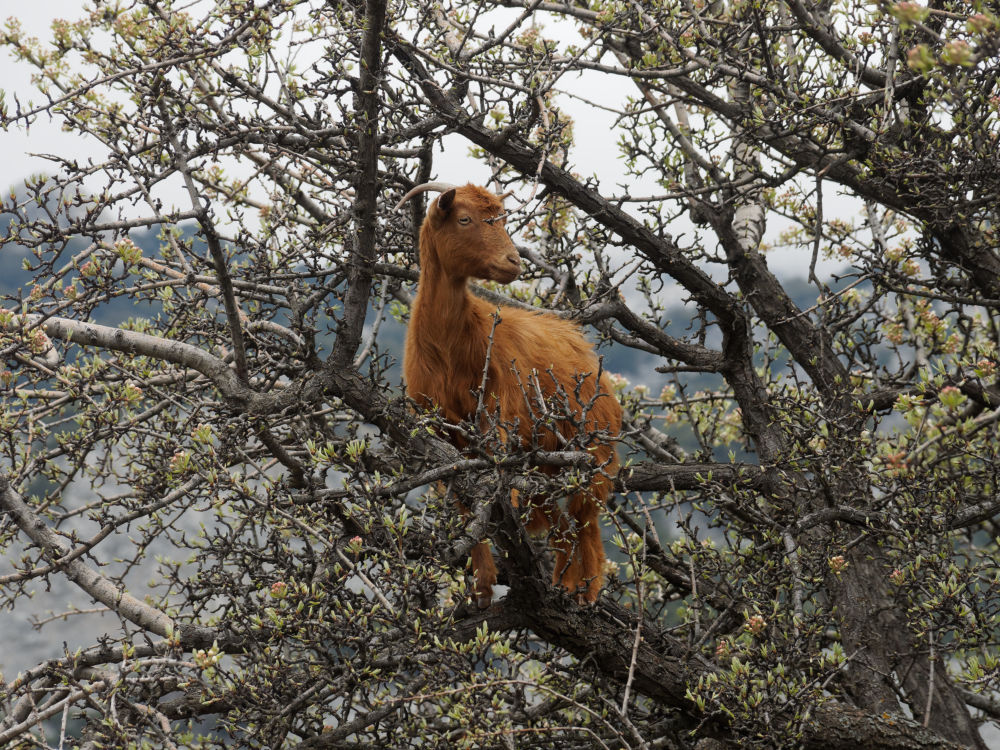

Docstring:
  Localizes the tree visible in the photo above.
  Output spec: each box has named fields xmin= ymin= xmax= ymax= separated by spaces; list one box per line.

xmin=2 ymin=0 xmax=999 ymax=747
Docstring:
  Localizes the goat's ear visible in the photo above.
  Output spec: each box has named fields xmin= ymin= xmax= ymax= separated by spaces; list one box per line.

xmin=437 ymin=188 xmax=456 ymax=215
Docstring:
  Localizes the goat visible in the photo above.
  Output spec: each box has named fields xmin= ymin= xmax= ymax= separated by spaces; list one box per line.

xmin=396 ymin=182 xmax=621 ymax=605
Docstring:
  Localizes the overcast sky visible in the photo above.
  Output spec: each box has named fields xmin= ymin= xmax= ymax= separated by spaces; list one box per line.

xmin=3 ymin=4 xmax=845 ymax=280
xmin=3 ymin=4 xmax=630 ymax=193
xmin=5 ymin=3 xmax=84 ymax=182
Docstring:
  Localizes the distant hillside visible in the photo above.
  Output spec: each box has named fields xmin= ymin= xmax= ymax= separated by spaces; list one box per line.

xmin=0 ymin=215 xmax=173 ymax=327
xmin=1 ymin=198 xmax=849 ymax=413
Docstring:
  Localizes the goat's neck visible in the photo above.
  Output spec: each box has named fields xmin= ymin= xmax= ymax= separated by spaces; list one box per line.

xmin=412 ymin=256 xmax=488 ymax=371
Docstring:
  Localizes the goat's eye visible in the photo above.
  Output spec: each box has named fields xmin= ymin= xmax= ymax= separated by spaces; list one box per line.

xmin=458 ymin=217 xmax=472 ymax=225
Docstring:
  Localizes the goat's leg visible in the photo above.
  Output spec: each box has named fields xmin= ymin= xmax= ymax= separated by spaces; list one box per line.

xmin=470 ymin=540 xmax=497 ymax=609
xmin=457 ymin=493 xmax=497 ymax=608
xmin=549 ymin=507 xmax=588 ymax=600
xmin=566 ymin=490 xmax=606 ymax=604
xmin=522 ymin=494 xmax=553 ymax=535
xmin=521 ymin=477 xmax=609 ymax=602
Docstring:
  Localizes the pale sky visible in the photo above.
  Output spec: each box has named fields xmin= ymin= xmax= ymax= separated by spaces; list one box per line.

xmin=4 ymin=2 xmax=87 ymax=182
xmin=2 ymin=3 xmax=843 ymax=280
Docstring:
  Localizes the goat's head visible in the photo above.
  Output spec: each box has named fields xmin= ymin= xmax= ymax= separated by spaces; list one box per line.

xmin=397 ymin=182 xmax=521 ymax=283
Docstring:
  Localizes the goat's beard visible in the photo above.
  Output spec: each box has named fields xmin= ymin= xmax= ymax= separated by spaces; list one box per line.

xmin=486 ymin=264 xmax=520 ymax=284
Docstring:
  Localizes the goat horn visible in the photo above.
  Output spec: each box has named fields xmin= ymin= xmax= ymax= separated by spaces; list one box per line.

xmin=394 ymin=182 xmax=460 ymax=210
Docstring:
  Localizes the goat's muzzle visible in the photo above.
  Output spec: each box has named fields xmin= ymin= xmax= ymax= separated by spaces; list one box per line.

xmin=492 ymin=252 xmax=521 ymax=283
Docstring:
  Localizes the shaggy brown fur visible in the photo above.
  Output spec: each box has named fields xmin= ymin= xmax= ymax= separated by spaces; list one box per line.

xmin=402 ymin=183 xmax=621 ymax=605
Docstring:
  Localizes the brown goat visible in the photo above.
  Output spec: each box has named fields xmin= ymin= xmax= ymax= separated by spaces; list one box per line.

xmin=397 ymin=182 xmax=621 ymax=605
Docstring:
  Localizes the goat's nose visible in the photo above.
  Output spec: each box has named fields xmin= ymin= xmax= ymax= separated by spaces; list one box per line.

xmin=506 ymin=252 xmax=520 ymax=266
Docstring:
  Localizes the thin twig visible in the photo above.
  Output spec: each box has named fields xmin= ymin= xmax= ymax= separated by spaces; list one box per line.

xmin=621 ymin=527 xmax=646 ymax=717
